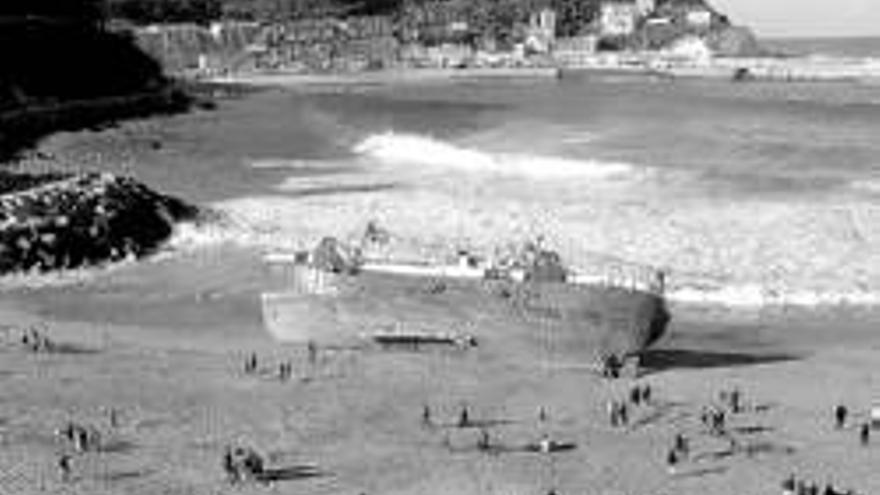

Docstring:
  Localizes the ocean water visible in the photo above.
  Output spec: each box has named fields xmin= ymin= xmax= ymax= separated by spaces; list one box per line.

xmin=6 ymin=74 xmax=880 ymax=314
xmin=156 ymin=75 xmax=880 ymax=309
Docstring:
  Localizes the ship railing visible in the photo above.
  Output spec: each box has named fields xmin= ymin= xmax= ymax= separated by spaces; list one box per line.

xmin=567 ymin=263 xmax=665 ymax=296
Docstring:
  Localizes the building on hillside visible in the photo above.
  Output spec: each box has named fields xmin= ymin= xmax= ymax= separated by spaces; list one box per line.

xmin=599 ymin=0 xmax=641 ymax=37
xmin=636 ymin=0 xmax=656 ymax=16
xmin=525 ymin=8 xmax=556 ymax=53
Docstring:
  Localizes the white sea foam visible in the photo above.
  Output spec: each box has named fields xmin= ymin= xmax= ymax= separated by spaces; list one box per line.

xmin=667 ymin=283 xmax=880 ymax=308
xmin=851 ymin=179 xmax=880 ymax=194
xmin=158 ymin=130 xmax=880 ymax=312
xmin=353 ymin=132 xmax=638 ymax=180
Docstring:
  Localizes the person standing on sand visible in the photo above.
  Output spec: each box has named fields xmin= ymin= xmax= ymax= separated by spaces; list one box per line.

xmin=630 ymin=386 xmax=641 ymax=406
xmin=608 ymin=400 xmax=618 ymax=427
xmin=730 ymin=387 xmax=742 ymax=413
xmin=421 ymin=404 xmax=432 ymax=428
xmin=835 ymin=405 xmax=848 ymax=429
xmin=712 ymin=409 xmax=726 ymax=436
xmin=666 ymin=448 xmax=679 ymax=475
xmin=477 ymin=429 xmax=491 ymax=452
xmin=458 ymin=405 xmax=470 ymax=428
xmin=244 ymin=353 xmax=257 ymax=374
xmin=278 ymin=361 xmax=291 ymax=381
xmin=57 ymin=454 xmax=72 ymax=483
xmin=674 ymin=433 xmax=689 ymax=459
xmin=223 ymin=446 xmax=238 ymax=484
xmin=307 ymin=341 xmax=318 ymax=367
xmin=859 ymin=423 xmax=870 ymax=445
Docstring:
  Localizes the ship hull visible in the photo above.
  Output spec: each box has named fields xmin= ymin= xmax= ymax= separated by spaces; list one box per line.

xmin=261 ymin=266 xmax=669 ymax=363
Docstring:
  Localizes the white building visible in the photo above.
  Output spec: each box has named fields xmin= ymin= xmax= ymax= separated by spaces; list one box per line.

xmin=685 ymin=9 xmax=713 ymax=27
xmin=599 ymin=0 xmax=640 ymax=37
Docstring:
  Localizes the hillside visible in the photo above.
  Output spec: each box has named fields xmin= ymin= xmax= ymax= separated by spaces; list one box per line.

xmin=0 ymin=18 xmax=193 ymax=161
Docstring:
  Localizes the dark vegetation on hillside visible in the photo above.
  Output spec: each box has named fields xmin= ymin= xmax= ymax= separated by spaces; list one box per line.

xmin=0 ymin=10 xmax=196 ymax=161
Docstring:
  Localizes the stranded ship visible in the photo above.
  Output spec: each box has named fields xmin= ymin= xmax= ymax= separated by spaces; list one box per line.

xmin=261 ymin=227 xmax=670 ymax=364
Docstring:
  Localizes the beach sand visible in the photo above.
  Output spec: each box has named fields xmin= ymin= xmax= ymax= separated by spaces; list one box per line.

xmin=3 ymin=84 xmax=880 ymax=495
xmin=3 ymin=276 xmax=880 ymax=495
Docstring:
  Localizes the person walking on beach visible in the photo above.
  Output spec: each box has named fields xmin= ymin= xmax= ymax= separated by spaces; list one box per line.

xmin=730 ymin=387 xmax=742 ymax=413
xmin=782 ymin=473 xmax=796 ymax=495
xmin=666 ymin=448 xmax=679 ymax=475
xmin=458 ymin=405 xmax=470 ymax=428
xmin=618 ymin=402 xmax=629 ymax=427
xmin=674 ymin=433 xmax=690 ymax=459
xmin=711 ymin=409 xmax=726 ymax=436
xmin=859 ymin=423 xmax=870 ymax=446
xmin=421 ymin=404 xmax=432 ymax=428
xmin=245 ymin=353 xmax=257 ymax=374
xmin=223 ymin=446 xmax=238 ymax=484
xmin=58 ymin=454 xmax=72 ymax=483
xmin=477 ymin=428 xmax=491 ymax=453
xmin=608 ymin=400 xmax=619 ymax=427
xmin=107 ymin=407 xmax=119 ymax=428
xmin=630 ymin=386 xmax=642 ymax=406
xmin=278 ymin=361 xmax=292 ymax=381
xmin=835 ymin=405 xmax=848 ymax=429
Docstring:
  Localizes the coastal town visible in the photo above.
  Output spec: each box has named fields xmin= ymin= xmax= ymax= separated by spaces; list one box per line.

xmin=124 ymin=0 xmax=880 ymax=83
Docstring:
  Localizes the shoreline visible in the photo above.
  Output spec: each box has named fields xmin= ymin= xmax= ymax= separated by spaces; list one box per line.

xmin=205 ymin=66 xmax=562 ymax=88
xmin=200 ymin=54 xmax=880 ymax=89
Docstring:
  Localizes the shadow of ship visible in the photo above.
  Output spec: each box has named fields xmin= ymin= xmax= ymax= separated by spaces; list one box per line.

xmin=261 ymin=235 xmax=671 ymax=364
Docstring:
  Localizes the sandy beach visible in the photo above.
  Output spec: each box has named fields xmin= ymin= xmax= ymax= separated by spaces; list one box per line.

xmin=3 ymin=78 xmax=880 ymax=495
xmin=3 ymin=280 xmax=880 ymax=495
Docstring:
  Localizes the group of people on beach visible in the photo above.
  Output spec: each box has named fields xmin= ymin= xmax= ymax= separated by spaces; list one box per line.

xmin=222 ymin=445 xmax=266 ymax=485
xmin=667 ymin=387 xmax=746 ymax=475
xmin=242 ymin=341 xmax=320 ymax=382
xmin=834 ymin=404 xmax=873 ymax=446
xmin=19 ymin=325 xmax=53 ymax=353
xmin=54 ymin=419 xmax=106 ymax=482
xmin=782 ymin=473 xmax=859 ymax=495
xmin=608 ymin=383 xmax=652 ymax=428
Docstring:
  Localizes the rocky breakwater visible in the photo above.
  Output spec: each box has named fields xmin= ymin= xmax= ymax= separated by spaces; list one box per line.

xmin=0 ymin=172 xmax=200 ymax=274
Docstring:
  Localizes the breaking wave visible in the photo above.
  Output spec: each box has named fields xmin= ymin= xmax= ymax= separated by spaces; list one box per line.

xmin=160 ymin=133 xmax=880 ymax=312
xmin=353 ymin=132 xmax=640 ymax=180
